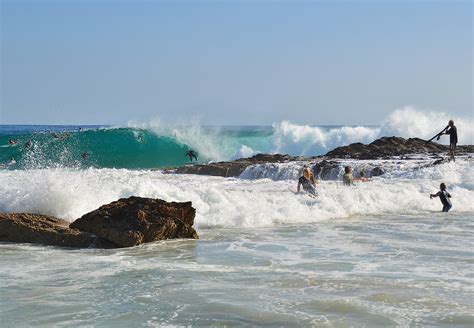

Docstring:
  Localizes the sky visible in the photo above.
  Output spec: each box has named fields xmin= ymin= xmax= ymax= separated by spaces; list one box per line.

xmin=0 ymin=0 xmax=472 ymax=125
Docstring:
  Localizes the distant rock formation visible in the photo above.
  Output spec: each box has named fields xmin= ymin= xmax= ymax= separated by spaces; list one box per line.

xmin=173 ymin=153 xmax=301 ymax=177
xmin=325 ymin=136 xmax=474 ymax=159
xmin=70 ymin=196 xmax=198 ymax=248
xmin=171 ymin=137 xmax=473 ymax=178
xmin=1 ymin=197 xmax=199 ymax=248
xmin=0 ymin=213 xmax=93 ymax=248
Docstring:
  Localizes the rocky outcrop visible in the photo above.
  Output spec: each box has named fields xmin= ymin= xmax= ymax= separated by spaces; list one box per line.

xmin=325 ymin=137 xmax=474 ymax=159
xmin=70 ymin=196 xmax=198 ymax=248
xmin=172 ymin=137 xmax=473 ymax=178
xmin=1 ymin=197 xmax=199 ymax=249
xmin=0 ymin=213 xmax=94 ymax=247
xmin=311 ymin=160 xmax=341 ymax=180
xmin=174 ymin=153 xmax=301 ymax=177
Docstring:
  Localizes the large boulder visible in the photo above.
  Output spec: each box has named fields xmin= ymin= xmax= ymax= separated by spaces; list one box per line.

xmin=0 ymin=213 xmax=94 ymax=247
xmin=70 ymin=196 xmax=199 ymax=248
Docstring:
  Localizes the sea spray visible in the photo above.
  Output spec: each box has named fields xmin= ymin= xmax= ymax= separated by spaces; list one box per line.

xmin=1 ymin=107 xmax=472 ymax=169
xmin=1 ymin=158 xmax=472 ymax=224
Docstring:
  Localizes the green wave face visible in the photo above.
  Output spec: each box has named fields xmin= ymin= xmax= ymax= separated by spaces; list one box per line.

xmin=0 ymin=126 xmax=274 ymax=170
xmin=0 ymin=128 xmax=193 ymax=169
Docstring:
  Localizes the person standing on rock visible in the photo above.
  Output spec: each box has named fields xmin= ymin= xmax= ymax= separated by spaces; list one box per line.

xmin=443 ymin=120 xmax=457 ymax=162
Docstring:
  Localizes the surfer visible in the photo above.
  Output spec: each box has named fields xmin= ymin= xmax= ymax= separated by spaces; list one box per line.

xmin=25 ymin=140 xmax=32 ymax=148
xmin=430 ymin=183 xmax=452 ymax=212
xmin=185 ymin=150 xmax=198 ymax=162
xmin=81 ymin=152 xmax=90 ymax=160
xmin=8 ymin=139 xmax=17 ymax=145
xmin=297 ymin=166 xmax=317 ymax=196
xmin=342 ymin=166 xmax=355 ymax=186
xmin=8 ymin=157 xmax=16 ymax=166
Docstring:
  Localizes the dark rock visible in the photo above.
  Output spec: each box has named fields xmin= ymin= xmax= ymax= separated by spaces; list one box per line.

xmin=371 ymin=167 xmax=385 ymax=177
xmin=174 ymin=153 xmax=301 ymax=177
xmin=311 ymin=160 xmax=341 ymax=180
xmin=171 ymin=137 xmax=473 ymax=178
xmin=326 ymin=136 xmax=474 ymax=159
xmin=70 ymin=196 xmax=199 ymax=248
xmin=432 ymin=158 xmax=446 ymax=166
xmin=0 ymin=213 xmax=94 ymax=247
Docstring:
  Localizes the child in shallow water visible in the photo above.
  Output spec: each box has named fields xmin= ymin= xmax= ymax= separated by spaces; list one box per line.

xmin=430 ymin=183 xmax=452 ymax=212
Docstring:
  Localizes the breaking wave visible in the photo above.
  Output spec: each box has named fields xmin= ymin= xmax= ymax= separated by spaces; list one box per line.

xmin=0 ymin=107 xmax=472 ymax=169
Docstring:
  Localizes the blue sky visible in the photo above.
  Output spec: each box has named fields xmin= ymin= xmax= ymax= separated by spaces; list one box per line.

xmin=1 ymin=0 xmax=472 ymax=125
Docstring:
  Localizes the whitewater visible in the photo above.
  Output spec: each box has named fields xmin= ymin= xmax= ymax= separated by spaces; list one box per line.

xmin=1 ymin=108 xmax=473 ymax=327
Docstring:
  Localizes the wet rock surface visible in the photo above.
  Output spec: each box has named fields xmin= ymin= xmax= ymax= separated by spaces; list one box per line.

xmin=0 ymin=213 xmax=94 ymax=248
xmin=70 ymin=196 xmax=198 ymax=248
xmin=174 ymin=153 xmax=302 ymax=177
xmin=172 ymin=137 xmax=473 ymax=178
xmin=325 ymin=137 xmax=474 ymax=159
xmin=1 ymin=197 xmax=199 ymax=248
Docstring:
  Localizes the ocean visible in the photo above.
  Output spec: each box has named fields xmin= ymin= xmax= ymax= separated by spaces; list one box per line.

xmin=1 ymin=116 xmax=473 ymax=327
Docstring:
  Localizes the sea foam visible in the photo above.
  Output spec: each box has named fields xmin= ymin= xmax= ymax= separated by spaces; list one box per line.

xmin=0 ymin=158 xmax=472 ymax=227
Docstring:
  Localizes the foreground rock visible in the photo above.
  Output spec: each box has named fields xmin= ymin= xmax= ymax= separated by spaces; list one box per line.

xmin=325 ymin=137 xmax=474 ymax=159
xmin=0 ymin=213 xmax=93 ymax=247
xmin=70 ymin=196 xmax=199 ymax=248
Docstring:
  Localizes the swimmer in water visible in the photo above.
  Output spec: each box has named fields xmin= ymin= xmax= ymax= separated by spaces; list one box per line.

xmin=430 ymin=183 xmax=452 ymax=212
xmin=342 ymin=166 xmax=355 ymax=186
xmin=297 ymin=166 xmax=317 ymax=196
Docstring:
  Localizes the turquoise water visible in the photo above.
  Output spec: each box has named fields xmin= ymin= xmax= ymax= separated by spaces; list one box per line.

xmin=1 ymin=213 xmax=472 ymax=327
xmin=1 ymin=123 xmax=473 ymax=327
xmin=0 ymin=125 xmax=274 ymax=169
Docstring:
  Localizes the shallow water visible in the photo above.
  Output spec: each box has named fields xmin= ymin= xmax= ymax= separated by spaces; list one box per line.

xmin=1 ymin=213 xmax=473 ymax=327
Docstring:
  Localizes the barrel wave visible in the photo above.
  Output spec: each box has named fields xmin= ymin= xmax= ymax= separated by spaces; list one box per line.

xmin=0 ymin=126 xmax=273 ymax=169
xmin=0 ymin=128 xmax=198 ymax=169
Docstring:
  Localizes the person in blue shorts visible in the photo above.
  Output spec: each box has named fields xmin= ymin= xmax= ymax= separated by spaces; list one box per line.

xmin=430 ymin=183 xmax=452 ymax=212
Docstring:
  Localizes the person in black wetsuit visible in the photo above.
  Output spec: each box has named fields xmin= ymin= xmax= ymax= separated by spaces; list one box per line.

xmin=185 ymin=150 xmax=198 ymax=162
xmin=297 ymin=166 xmax=317 ymax=196
xmin=430 ymin=183 xmax=452 ymax=212
xmin=443 ymin=120 xmax=457 ymax=162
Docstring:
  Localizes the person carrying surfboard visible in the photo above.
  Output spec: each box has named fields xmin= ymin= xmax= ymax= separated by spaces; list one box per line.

xmin=297 ymin=166 xmax=317 ymax=196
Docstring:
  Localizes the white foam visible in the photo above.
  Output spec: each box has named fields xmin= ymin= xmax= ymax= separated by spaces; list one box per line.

xmin=124 ymin=107 xmax=473 ymax=161
xmin=271 ymin=121 xmax=381 ymax=156
xmin=0 ymin=159 xmax=472 ymax=227
xmin=381 ymin=106 xmax=474 ymax=144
